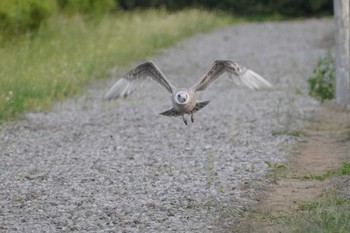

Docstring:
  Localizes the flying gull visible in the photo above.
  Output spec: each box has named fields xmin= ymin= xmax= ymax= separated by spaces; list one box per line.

xmin=104 ymin=60 xmax=272 ymax=125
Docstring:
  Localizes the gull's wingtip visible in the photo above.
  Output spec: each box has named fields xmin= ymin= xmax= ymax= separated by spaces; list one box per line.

xmin=103 ymin=78 xmax=129 ymax=100
xmin=103 ymin=89 xmax=118 ymax=101
xmin=246 ymin=69 xmax=273 ymax=89
xmin=103 ymin=94 xmax=116 ymax=101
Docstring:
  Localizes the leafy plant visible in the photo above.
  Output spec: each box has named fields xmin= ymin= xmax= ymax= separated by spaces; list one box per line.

xmin=264 ymin=161 xmax=287 ymax=171
xmin=308 ymin=52 xmax=335 ymax=102
xmin=0 ymin=0 xmax=56 ymax=36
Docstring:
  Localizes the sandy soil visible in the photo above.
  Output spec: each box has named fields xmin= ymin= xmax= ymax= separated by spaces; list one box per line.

xmin=250 ymin=104 xmax=350 ymax=233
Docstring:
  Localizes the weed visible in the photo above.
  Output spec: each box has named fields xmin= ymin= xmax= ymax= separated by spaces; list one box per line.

xmin=301 ymin=162 xmax=350 ymax=181
xmin=338 ymin=162 xmax=350 ymax=175
xmin=264 ymin=161 xmax=287 ymax=171
xmin=206 ymin=152 xmax=216 ymax=187
xmin=294 ymin=87 xmax=302 ymax=96
xmin=298 ymin=200 xmax=320 ymax=211
xmin=264 ymin=161 xmax=287 ymax=181
xmin=308 ymin=51 xmax=335 ymax=102
xmin=299 ymin=192 xmax=347 ymax=212
xmin=205 ymin=198 xmax=214 ymax=207
xmin=293 ymin=189 xmax=350 ymax=233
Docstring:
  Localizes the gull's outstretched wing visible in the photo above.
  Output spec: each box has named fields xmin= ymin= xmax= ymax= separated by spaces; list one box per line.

xmin=104 ymin=61 xmax=174 ymax=100
xmin=192 ymin=60 xmax=272 ymax=92
xmin=159 ymin=108 xmax=182 ymax=117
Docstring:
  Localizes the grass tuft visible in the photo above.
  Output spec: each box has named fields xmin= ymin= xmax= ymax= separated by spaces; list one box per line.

xmin=308 ymin=51 xmax=335 ymax=102
xmin=301 ymin=162 xmax=350 ymax=181
xmin=293 ymin=189 xmax=350 ymax=233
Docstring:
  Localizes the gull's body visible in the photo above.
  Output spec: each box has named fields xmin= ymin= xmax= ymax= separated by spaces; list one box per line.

xmin=104 ymin=60 xmax=272 ymax=125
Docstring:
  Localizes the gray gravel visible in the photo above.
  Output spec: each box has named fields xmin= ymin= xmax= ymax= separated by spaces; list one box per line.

xmin=0 ymin=19 xmax=332 ymax=232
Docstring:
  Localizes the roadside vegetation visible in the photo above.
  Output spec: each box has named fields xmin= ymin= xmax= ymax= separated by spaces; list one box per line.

xmin=244 ymin=56 xmax=348 ymax=232
xmin=244 ymin=162 xmax=350 ymax=233
xmin=293 ymin=162 xmax=350 ymax=233
xmin=245 ymin=113 xmax=350 ymax=233
xmin=0 ymin=9 xmax=233 ymax=122
xmin=308 ymin=52 xmax=335 ymax=102
xmin=293 ymin=187 xmax=350 ymax=233
xmin=302 ymin=162 xmax=350 ymax=181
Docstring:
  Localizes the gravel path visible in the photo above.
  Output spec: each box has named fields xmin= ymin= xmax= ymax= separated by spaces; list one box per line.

xmin=0 ymin=19 xmax=332 ymax=232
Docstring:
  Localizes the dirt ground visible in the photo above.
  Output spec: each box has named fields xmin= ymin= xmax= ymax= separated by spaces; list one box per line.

xmin=253 ymin=103 xmax=350 ymax=232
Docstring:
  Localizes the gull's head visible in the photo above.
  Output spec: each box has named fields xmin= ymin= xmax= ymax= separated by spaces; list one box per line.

xmin=175 ymin=91 xmax=189 ymax=104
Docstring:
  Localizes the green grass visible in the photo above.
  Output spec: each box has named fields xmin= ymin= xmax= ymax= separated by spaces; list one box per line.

xmin=301 ymin=162 xmax=350 ymax=181
xmin=281 ymin=162 xmax=350 ymax=233
xmin=264 ymin=161 xmax=287 ymax=171
xmin=293 ymin=189 xmax=350 ymax=233
xmin=264 ymin=161 xmax=288 ymax=180
xmin=240 ymin=188 xmax=350 ymax=233
xmin=308 ymin=51 xmax=335 ymax=102
xmin=240 ymin=161 xmax=350 ymax=232
xmin=271 ymin=129 xmax=304 ymax=137
xmin=0 ymin=9 xmax=235 ymax=123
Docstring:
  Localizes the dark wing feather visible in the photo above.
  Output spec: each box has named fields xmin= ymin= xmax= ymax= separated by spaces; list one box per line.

xmin=159 ymin=108 xmax=182 ymax=117
xmin=192 ymin=101 xmax=210 ymax=113
xmin=192 ymin=60 xmax=272 ymax=92
xmin=104 ymin=61 xmax=174 ymax=100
